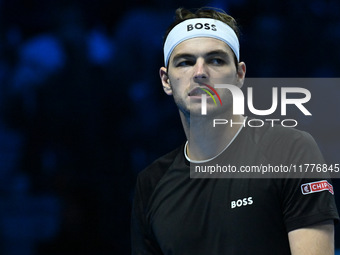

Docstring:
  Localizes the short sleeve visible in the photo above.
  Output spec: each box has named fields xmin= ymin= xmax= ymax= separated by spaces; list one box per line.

xmin=281 ymin=178 xmax=339 ymax=232
xmin=280 ymin=131 xmax=339 ymax=232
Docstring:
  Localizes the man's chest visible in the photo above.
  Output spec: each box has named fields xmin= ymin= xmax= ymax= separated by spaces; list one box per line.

xmin=146 ymin=177 xmax=290 ymax=254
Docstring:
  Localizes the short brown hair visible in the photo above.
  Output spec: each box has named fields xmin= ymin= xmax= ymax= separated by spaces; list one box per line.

xmin=163 ymin=7 xmax=241 ymax=68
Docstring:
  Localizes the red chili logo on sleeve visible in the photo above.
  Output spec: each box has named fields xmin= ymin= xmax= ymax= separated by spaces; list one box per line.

xmin=301 ymin=180 xmax=334 ymax=195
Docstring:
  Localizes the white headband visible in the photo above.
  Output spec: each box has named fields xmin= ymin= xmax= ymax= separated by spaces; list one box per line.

xmin=163 ymin=18 xmax=240 ymax=66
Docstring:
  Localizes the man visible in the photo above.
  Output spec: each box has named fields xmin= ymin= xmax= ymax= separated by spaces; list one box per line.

xmin=131 ymin=7 xmax=339 ymax=255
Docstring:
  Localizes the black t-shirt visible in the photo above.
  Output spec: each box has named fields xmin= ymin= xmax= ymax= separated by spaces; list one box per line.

xmin=131 ymin=124 xmax=339 ymax=255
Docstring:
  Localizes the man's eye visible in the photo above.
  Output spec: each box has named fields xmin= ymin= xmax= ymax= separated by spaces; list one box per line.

xmin=177 ymin=60 xmax=194 ymax=67
xmin=209 ymin=58 xmax=225 ymax=65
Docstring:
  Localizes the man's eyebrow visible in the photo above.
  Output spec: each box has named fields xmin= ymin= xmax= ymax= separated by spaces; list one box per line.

xmin=172 ymin=50 xmax=230 ymax=62
xmin=172 ymin=53 xmax=195 ymax=62
xmin=205 ymin=50 xmax=230 ymax=57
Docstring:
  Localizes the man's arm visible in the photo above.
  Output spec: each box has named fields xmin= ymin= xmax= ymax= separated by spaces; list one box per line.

xmin=288 ymin=221 xmax=334 ymax=255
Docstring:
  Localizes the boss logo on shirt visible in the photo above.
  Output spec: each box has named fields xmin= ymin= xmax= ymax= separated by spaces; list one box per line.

xmin=231 ymin=197 xmax=253 ymax=209
xmin=301 ymin=180 xmax=334 ymax=195
xmin=187 ymin=23 xmax=217 ymax=31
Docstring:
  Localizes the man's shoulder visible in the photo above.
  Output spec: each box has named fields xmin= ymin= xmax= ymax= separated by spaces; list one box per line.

xmin=137 ymin=144 xmax=184 ymax=187
xmin=242 ymin=121 xmax=324 ymax=164
xmin=248 ymin=121 xmax=315 ymax=145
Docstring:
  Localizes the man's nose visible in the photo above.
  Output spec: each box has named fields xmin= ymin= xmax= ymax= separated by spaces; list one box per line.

xmin=193 ymin=59 xmax=208 ymax=82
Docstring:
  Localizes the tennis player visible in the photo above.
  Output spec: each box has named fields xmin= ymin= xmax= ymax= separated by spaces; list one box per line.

xmin=131 ymin=7 xmax=339 ymax=255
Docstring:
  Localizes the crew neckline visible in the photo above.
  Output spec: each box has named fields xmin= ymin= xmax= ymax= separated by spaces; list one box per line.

xmin=184 ymin=116 xmax=247 ymax=163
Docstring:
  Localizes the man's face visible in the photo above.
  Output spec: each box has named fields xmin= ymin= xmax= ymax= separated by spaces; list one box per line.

xmin=161 ymin=37 xmax=245 ymax=117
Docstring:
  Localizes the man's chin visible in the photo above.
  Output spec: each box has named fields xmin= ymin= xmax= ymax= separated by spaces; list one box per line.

xmin=188 ymin=109 xmax=218 ymax=119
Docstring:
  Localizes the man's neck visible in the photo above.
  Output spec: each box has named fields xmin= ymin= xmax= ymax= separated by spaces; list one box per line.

xmin=180 ymin=111 xmax=245 ymax=161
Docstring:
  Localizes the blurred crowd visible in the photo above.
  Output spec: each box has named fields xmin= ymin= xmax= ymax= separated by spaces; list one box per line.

xmin=0 ymin=0 xmax=339 ymax=254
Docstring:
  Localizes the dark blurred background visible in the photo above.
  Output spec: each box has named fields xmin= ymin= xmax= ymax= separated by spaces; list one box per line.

xmin=0 ymin=0 xmax=339 ymax=254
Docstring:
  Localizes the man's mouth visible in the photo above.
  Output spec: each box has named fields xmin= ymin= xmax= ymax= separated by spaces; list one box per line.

xmin=188 ymin=87 xmax=214 ymax=97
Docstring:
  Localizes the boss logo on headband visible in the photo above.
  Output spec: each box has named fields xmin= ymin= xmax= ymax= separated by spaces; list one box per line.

xmin=187 ymin=23 xmax=217 ymax=32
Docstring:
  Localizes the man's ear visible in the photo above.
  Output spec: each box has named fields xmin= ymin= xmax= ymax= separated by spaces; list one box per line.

xmin=236 ymin=62 xmax=246 ymax=89
xmin=159 ymin=67 xmax=172 ymax=95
